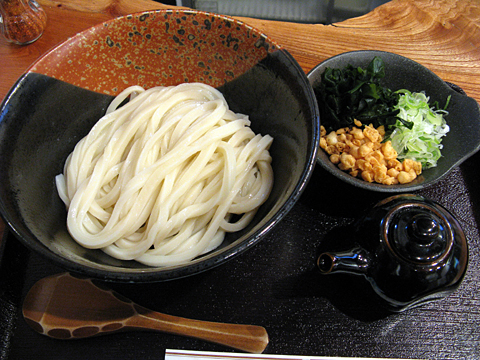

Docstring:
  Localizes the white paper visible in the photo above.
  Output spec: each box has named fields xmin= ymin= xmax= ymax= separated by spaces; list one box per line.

xmin=165 ymin=349 xmax=420 ymax=360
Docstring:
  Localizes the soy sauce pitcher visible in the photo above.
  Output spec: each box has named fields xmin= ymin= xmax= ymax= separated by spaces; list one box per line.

xmin=317 ymin=194 xmax=468 ymax=312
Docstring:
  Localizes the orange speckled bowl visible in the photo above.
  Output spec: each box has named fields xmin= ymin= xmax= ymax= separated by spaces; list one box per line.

xmin=0 ymin=9 xmax=320 ymax=282
xmin=30 ymin=9 xmax=279 ymax=94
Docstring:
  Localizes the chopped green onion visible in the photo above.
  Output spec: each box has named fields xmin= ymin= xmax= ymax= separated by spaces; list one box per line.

xmin=387 ymin=90 xmax=450 ymax=169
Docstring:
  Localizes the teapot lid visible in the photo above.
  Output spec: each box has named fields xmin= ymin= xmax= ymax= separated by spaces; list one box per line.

xmin=383 ymin=202 xmax=454 ymax=265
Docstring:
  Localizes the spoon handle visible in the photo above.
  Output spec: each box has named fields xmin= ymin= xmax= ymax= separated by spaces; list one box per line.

xmin=127 ymin=305 xmax=268 ymax=353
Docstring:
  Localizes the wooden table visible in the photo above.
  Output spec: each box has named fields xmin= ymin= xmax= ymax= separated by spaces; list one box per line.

xmin=1 ymin=0 xmax=480 ymax=244
xmin=1 ymin=1 xmax=480 ymax=358
xmin=2 ymin=0 xmax=480 ymax=99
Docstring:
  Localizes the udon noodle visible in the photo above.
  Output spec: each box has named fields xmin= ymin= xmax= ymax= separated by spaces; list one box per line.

xmin=55 ymin=83 xmax=274 ymax=266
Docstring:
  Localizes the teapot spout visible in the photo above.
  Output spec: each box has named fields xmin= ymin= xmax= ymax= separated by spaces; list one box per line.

xmin=317 ymin=246 xmax=370 ymax=275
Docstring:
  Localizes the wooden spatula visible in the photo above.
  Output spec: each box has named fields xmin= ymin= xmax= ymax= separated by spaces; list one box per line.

xmin=22 ymin=272 xmax=269 ymax=353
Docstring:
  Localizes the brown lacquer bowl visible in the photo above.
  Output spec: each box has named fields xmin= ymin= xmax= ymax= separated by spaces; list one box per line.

xmin=0 ymin=10 xmax=320 ymax=282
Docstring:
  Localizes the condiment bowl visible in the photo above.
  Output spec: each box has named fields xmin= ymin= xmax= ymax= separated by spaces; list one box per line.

xmin=307 ymin=50 xmax=480 ymax=192
xmin=0 ymin=10 xmax=320 ymax=282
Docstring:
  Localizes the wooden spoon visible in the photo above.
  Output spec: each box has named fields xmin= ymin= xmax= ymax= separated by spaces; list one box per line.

xmin=22 ymin=272 xmax=269 ymax=353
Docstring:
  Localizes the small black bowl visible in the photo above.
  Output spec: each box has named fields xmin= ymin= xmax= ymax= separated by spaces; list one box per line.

xmin=308 ymin=50 xmax=480 ymax=192
xmin=0 ymin=11 xmax=320 ymax=282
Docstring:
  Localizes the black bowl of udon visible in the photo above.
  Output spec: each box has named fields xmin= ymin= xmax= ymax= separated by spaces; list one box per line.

xmin=0 ymin=10 xmax=320 ymax=282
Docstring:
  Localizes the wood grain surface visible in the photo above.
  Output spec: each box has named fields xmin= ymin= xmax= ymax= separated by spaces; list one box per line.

xmin=2 ymin=0 xmax=480 ymax=102
xmin=1 ymin=0 xmax=480 ymax=244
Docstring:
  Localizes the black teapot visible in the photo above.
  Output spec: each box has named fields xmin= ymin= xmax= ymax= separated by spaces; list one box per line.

xmin=317 ymin=194 xmax=468 ymax=312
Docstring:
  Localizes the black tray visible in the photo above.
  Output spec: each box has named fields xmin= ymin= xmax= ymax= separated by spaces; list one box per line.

xmin=1 ymin=157 xmax=480 ymax=360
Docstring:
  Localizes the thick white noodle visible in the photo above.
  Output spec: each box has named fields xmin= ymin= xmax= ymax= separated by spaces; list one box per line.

xmin=55 ymin=83 xmax=274 ymax=266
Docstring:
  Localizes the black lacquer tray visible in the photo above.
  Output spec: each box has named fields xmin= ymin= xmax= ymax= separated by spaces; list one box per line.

xmin=1 ymin=158 xmax=480 ymax=359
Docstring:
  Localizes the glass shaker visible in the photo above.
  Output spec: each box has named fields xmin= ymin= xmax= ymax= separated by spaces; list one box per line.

xmin=0 ymin=0 xmax=47 ymax=45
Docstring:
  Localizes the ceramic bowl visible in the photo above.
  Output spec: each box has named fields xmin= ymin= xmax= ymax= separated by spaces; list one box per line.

xmin=0 ymin=10 xmax=320 ymax=282
xmin=308 ymin=50 xmax=480 ymax=192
